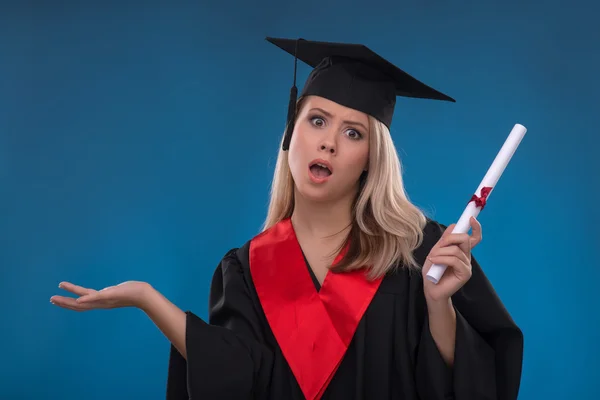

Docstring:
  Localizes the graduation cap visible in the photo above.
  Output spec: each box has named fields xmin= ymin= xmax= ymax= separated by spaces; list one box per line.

xmin=266 ymin=37 xmax=455 ymax=150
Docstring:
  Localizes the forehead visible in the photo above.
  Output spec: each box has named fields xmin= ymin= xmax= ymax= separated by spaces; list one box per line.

xmin=301 ymin=95 xmax=369 ymax=124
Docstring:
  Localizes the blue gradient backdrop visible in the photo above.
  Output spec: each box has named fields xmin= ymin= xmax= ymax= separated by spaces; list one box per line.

xmin=2 ymin=1 xmax=598 ymax=399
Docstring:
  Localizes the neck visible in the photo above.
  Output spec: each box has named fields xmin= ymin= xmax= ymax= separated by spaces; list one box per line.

xmin=290 ymin=189 xmax=354 ymax=241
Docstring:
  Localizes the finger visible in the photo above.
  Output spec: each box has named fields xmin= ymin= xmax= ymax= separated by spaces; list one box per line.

xmin=429 ymin=245 xmax=470 ymax=265
xmin=50 ymin=295 xmax=95 ymax=311
xmin=441 ymin=224 xmax=456 ymax=238
xmin=438 ymin=233 xmax=472 ymax=256
xmin=428 ymin=255 xmax=472 ymax=277
xmin=58 ymin=282 xmax=96 ymax=296
xmin=52 ymin=301 xmax=89 ymax=312
xmin=469 ymin=216 xmax=483 ymax=247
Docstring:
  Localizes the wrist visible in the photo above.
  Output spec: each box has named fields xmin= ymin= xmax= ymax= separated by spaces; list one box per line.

xmin=425 ymin=295 xmax=453 ymax=314
xmin=137 ymin=282 xmax=158 ymax=312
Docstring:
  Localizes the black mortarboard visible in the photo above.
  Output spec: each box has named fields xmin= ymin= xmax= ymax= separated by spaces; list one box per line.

xmin=266 ymin=37 xmax=455 ymax=150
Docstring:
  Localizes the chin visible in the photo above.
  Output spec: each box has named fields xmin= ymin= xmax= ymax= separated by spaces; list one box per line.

xmin=295 ymin=179 xmax=357 ymax=205
xmin=295 ymin=182 xmax=336 ymax=203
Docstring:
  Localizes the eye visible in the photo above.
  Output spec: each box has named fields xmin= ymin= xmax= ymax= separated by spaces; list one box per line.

xmin=310 ymin=115 xmax=326 ymax=127
xmin=345 ymin=129 xmax=363 ymax=140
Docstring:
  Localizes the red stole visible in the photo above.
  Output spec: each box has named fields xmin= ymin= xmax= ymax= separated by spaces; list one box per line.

xmin=249 ymin=218 xmax=383 ymax=400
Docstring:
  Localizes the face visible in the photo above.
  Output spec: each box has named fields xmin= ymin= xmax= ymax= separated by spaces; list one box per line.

xmin=288 ymin=95 xmax=370 ymax=203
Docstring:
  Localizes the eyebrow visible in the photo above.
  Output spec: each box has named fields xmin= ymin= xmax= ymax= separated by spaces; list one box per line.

xmin=308 ymin=107 xmax=369 ymax=132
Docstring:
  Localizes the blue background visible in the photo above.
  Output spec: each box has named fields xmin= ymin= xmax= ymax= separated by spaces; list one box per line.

xmin=2 ymin=1 xmax=598 ymax=399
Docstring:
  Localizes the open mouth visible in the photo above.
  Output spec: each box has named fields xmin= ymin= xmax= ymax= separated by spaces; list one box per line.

xmin=309 ymin=160 xmax=332 ymax=179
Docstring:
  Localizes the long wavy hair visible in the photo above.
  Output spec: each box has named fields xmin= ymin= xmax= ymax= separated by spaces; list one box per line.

xmin=262 ymin=97 xmax=428 ymax=280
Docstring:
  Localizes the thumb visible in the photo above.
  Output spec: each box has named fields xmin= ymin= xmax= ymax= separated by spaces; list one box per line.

xmin=76 ymin=287 xmax=113 ymax=303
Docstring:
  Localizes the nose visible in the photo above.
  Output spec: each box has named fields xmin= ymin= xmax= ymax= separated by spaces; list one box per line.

xmin=320 ymin=144 xmax=335 ymax=154
xmin=318 ymin=127 xmax=336 ymax=154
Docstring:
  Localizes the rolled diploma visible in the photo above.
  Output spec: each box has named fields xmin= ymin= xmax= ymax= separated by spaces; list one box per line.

xmin=425 ymin=123 xmax=527 ymax=284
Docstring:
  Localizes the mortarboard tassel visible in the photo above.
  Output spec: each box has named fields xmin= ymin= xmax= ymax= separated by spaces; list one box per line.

xmin=282 ymin=38 xmax=302 ymax=151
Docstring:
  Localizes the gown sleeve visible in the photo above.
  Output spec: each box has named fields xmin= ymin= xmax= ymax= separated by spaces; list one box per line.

xmin=414 ymin=222 xmax=524 ymax=400
xmin=166 ymin=248 xmax=274 ymax=400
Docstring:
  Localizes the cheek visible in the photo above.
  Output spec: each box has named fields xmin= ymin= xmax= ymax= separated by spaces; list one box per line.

xmin=287 ymin=131 xmax=309 ymax=176
xmin=335 ymin=146 xmax=369 ymax=185
xmin=348 ymin=146 xmax=369 ymax=173
xmin=288 ymin=151 xmax=301 ymax=178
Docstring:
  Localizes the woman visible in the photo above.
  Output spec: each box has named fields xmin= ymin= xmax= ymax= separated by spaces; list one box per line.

xmin=50 ymin=37 xmax=524 ymax=400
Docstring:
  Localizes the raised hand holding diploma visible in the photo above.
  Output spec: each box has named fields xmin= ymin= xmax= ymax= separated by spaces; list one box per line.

xmin=426 ymin=123 xmax=527 ymax=284
xmin=422 ymin=217 xmax=484 ymax=302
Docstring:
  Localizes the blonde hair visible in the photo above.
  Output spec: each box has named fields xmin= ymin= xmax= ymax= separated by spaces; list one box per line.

xmin=262 ymin=98 xmax=428 ymax=280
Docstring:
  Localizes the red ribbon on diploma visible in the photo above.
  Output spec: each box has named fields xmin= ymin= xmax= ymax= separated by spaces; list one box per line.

xmin=469 ymin=186 xmax=492 ymax=209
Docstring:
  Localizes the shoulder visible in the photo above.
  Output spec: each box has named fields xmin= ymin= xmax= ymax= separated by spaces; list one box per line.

xmin=208 ymin=240 xmax=255 ymax=300
xmin=212 ymin=220 xmax=286 ymax=277
xmin=213 ymin=239 xmax=253 ymax=276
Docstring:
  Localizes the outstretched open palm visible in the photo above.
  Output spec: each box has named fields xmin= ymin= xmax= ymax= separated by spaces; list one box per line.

xmin=50 ymin=281 xmax=149 ymax=311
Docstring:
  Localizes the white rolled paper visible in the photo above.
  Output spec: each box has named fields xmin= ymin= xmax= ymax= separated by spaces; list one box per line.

xmin=426 ymin=123 xmax=527 ymax=284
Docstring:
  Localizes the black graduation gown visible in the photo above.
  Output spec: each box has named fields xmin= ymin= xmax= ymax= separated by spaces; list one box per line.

xmin=166 ymin=219 xmax=523 ymax=399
